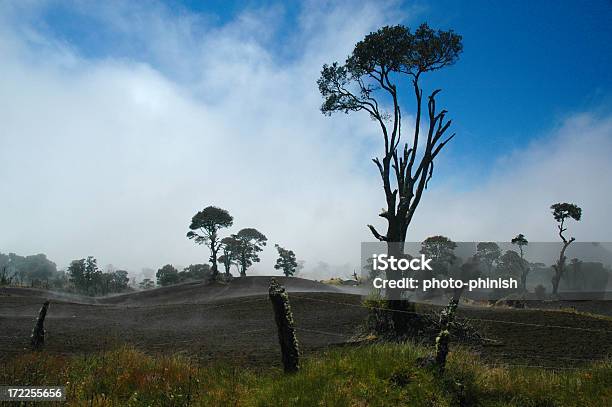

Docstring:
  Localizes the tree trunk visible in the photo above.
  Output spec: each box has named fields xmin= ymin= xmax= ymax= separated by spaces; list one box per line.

xmin=385 ymin=241 xmax=418 ymax=336
xmin=552 ymin=241 xmax=572 ymax=296
xmin=210 ymin=247 xmax=219 ymax=280
xmin=269 ymin=278 xmax=300 ymax=373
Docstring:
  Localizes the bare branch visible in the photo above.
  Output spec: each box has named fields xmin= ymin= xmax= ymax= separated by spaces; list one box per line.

xmin=368 ymin=224 xmax=388 ymax=241
xmin=432 ymin=133 xmax=455 ymax=158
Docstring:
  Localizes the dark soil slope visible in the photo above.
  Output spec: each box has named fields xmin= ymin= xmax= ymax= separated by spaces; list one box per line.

xmin=1 ymin=278 xmax=610 ymax=370
xmin=98 ymin=276 xmax=341 ymax=306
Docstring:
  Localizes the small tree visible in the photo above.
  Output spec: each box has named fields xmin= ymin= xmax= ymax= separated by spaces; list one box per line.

xmin=187 ymin=206 xmax=233 ymax=280
xmin=67 ymin=259 xmax=86 ymax=293
xmin=497 ymin=250 xmax=525 ymax=285
xmin=550 ymin=203 xmax=582 ymax=295
xmin=111 ymin=270 xmax=130 ymax=292
xmin=420 ymin=235 xmax=457 ymax=276
xmin=180 ymin=264 xmax=211 ymax=281
xmin=274 ymin=245 xmax=298 ymax=277
xmin=233 ymin=228 xmax=267 ymax=277
xmin=156 ymin=264 xmax=179 ymax=286
xmin=219 ymin=236 xmax=241 ymax=277
xmin=511 ymin=234 xmax=529 ymax=291
xmin=452 ymin=255 xmax=480 ymax=300
xmin=475 ymin=242 xmax=501 ymax=276
xmin=84 ymin=256 xmax=100 ymax=295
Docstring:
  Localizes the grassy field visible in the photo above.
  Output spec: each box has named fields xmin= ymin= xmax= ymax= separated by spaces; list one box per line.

xmin=2 ymin=343 xmax=610 ymax=407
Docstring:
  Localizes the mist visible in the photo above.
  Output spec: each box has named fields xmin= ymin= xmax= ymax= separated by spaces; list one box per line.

xmin=1 ymin=1 xmax=611 ymax=280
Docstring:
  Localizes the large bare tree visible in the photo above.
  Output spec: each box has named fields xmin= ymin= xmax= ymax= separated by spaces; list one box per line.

xmin=318 ymin=24 xmax=462 ymax=333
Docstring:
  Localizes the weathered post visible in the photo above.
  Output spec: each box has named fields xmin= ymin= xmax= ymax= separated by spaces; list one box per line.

xmin=435 ymin=298 xmax=458 ymax=372
xmin=268 ymin=278 xmax=299 ymax=373
xmin=31 ymin=300 xmax=50 ymax=350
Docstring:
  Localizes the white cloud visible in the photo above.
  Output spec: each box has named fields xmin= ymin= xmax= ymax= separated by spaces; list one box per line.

xmin=0 ymin=1 xmax=610 ymax=280
xmin=405 ymin=114 xmax=612 ymax=243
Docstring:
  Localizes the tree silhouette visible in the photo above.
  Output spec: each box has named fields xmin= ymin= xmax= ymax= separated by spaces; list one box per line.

xmin=156 ymin=264 xmax=179 ymax=286
xmin=475 ymin=242 xmax=501 ymax=276
xmin=318 ymin=23 xmax=462 ymax=332
xmin=187 ymin=206 xmax=233 ymax=280
xmin=219 ymin=236 xmax=241 ymax=277
xmin=318 ymin=24 xmax=461 ymax=245
xmin=233 ymin=228 xmax=267 ymax=277
xmin=550 ymin=203 xmax=582 ymax=295
xmin=420 ymin=235 xmax=457 ymax=276
xmin=497 ymin=250 xmax=525 ymax=279
xmin=274 ymin=245 xmax=298 ymax=277
xmin=180 ymin=264 xmax=211 ymax=281
xmin=67 ymin=259 xmax=87 ymax=292
xmin=511 ymin=234 xmax=529 ymax=291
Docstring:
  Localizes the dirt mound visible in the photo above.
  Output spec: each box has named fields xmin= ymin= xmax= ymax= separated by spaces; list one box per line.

xmin=98 ymin=276 xmax=340 ymax=306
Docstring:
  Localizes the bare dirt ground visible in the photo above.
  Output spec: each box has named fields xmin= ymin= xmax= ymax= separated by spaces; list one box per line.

xmin=1 ymin=277 xmax=610 ymax=370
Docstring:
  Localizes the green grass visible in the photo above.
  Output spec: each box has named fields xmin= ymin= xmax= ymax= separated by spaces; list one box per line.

xmin=2 ymin=343 xmax=610 ymax=406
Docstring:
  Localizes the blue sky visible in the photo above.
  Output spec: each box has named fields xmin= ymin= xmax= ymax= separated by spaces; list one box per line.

xmin=35 ymin=0 xmax=612 ymax=178
xmin=1 ymin=1 xmax=611 ymax=274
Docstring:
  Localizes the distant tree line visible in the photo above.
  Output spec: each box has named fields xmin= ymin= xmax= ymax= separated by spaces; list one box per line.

xmin=0 ymin=252 xmax=61 ymax=288
xmin=155 ymin=263 xmax=212 ymax=287
xmin=67 ymin=257 xmax=130 ymax=296
xmin=186 ymin=205 xmax=300 ymax=282
xmin=365 ymin=201 xmax=606 ymax=299
xmin=0 ymin=252 xmax=132 ymax=296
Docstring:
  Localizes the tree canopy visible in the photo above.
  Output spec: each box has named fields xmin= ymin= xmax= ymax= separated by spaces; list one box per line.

xmin=497 ymin=250 xmax=527 ymax=279
xmin=233 ymin=228 xmax=267 ymax=277
xmin=156 ymin=264 xmax=180 ymax=287
xmin=551 ymin=203 xmax=582 ymax=223
xmin=219 ymin=236 xmax=241 ymax=276
xmin=187 ymin=206 xmax=234 ymax=279
xmin=420 ymin=235 xmax=457 ymax=263
xmin=0 ymin=252 xmax=57 ymax=284
xmin=511 ymin=234 xmax=528 ymax=255
xmin=67 ymin=256 xmax=129 ymax=295
xmin=274 ymin=245 xmax=298 ymax=277
xmin=475 ymin=242 xmax=501 ymax=275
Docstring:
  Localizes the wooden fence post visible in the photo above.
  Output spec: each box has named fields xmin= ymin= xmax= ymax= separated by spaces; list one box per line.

xmin=31 ymin=301 xmax=50 ymax=350
xmin=269 ymin=278 xmax=300 ymax=373
xmin=435 ymin=298 xmax=458 ymax=372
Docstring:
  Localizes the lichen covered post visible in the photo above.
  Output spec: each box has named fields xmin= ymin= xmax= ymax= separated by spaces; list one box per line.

xmin=31 ymin=300 xmax=50 ymax=350
xmin=435 ymin=298 xmax=458 ymax=372
xmin=268 ymin=278 xmax=300 ymax=373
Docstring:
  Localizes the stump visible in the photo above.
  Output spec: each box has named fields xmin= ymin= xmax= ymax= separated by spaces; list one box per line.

xmin=269 ymin=278 xmax=300 ymax=373
xmin=31 ymin=301 xmax=50 ymax=350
